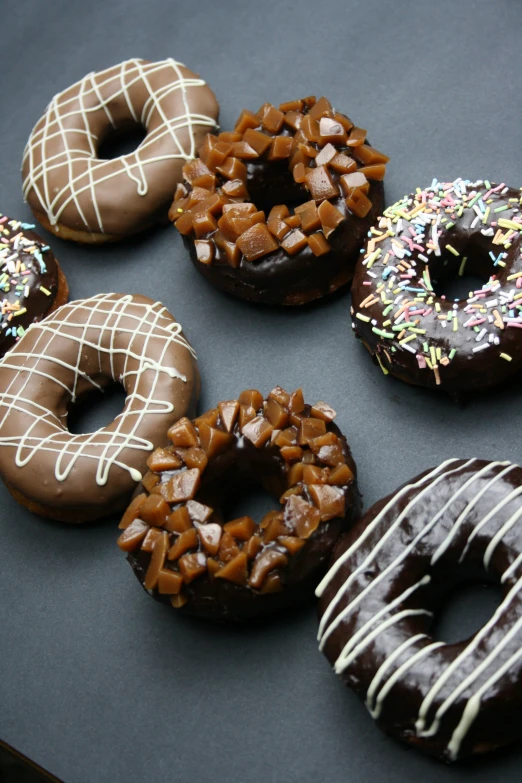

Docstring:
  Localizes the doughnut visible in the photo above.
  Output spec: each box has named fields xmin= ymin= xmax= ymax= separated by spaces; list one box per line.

xmin=117 ymin=387 xmax=359 ymax=621
xmin=169 ymin=96 xmax=388 ymax=305
xmin=0 ymin=293 xmax=199 ymax=522
xmin=0 ymin=215 xmax=68 ymax=356
xmin=351 ymin=178 xmax=522 ymax=392
xmin=317 ymin=458 xmax=522 ymax=761
xmin=22 ymin=59 xmax=218 ymax=244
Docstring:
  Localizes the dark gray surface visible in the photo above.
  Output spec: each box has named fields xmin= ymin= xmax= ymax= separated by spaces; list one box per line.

xmin=0 ymin=0 xmax=521 ymax=781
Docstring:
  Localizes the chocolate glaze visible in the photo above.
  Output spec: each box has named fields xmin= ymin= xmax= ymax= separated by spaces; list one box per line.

xmin=22 ymin=59 xmax=219 ymax=240
xmin=123 ymin=391 xmax=360 ymax=622
xmin=351 ymin=179 xmax=522 ymax=392
xmin=317 ymin=459 xmax=522 ymax=761
xmin=0 ymin=216 xmax=62 ymax=355
xmin=0 ymin=293 xmax=199 ymax=522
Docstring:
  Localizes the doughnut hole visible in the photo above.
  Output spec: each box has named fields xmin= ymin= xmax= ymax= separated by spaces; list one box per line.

xmin=97 ymin=122 xmax=147 ymax=160
xmin=67 ymin=383 xmax=127 ymax=434
xmin=431 ymin=232 xmax=502 ymax=302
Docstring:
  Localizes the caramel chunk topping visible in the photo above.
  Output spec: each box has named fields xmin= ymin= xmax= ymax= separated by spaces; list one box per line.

xmin=236 ymin=223 xmax=278 ymax=262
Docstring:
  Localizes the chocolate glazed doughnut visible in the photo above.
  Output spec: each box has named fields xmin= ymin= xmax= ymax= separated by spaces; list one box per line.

xmin=22 ymin=59 xmax=218 ymax=243
xmin=170 ymin=96 xmax=387 ymax=305
xmin=118 ymin=387 xmax=359 ymax=622
xmin=0 ymin=293 xmax=199 ymax=522
xmin=317 ymin=459 xmax=522 ymax=761
xmin=0 ymin=215 xmax=68 ymax=356
xmin=351 ymin=178 xmax=522 ymax=392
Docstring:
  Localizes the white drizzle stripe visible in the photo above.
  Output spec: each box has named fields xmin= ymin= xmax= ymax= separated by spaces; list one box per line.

xmin=22 ymin=59 xmax=217 ymax=232
xmin=366 ymin=634 xmax=427 ymax=717
xmin=0 ymin=293 xmax=194 ymax=485
xmin=318 ymin=460 xmax=472 ymax=646
xmin=458 ymin=485 xmax=522 ymax=563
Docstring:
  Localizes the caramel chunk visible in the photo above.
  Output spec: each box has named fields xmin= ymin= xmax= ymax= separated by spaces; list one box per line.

xmin=310 ymin=401 xmax=336 ymax=422
xmin=194 ymin=409 xmax=219 ymax=428
xmin=223 ymin=240 xmax=241 ymax=268
xmin=170 ymin=593 xmax=188 ymax=609
xmin=315 ymin=143 xmax=337 ymax=167
xmin=119 ymin=492 xmax=147 ymax=529
xmin=162 ymin=469 xmax=201 ymax=503
xmin=309 ymin=484 xmax=345 ymax=520
xmin=345 ymin=188 xmax=372 ymax=218
xmin=303 ymin=465 xmax=326 ymax=485
xmin=353 ymin=145 xmax=390 ymax=165
xmin=144 ymin=531 xmax=169 ymax=590
xmin=216 ymin=157 xmax=247 ymax=182
xmin=294 ymin=201 xmax=322 ymax=235
xmin=308 ymin=232 xmax=331 ymax=256
xmin=183 ymin=447 xmax=208 ymax=473
xmin=242 ymin=416 xmax=274 ymax=448
xmin=139 ymin=494 xmax=171 ymax=527
xmin=305 ymin=165 xmax=339 ymax=202
xmin=298 ymin=418 xmax=327 ymax=445
xmin=236 ymin=223 xmax=278 ymax=261
xmin=196 ymin=523 xmax=223 ymax=556
xmin=141 ymin=527 xmax=162 ymax=553
xmin=264 ymin=397 xmax=290 ymax=429
xmin=268 ymin=136 xmax=293 ymax=160
xmin=329 ymin=154 xmax=357 ymax=174
xmin=279 ymin=99 xmax=304 ymax=112
xmin=168 ymin=417 xmax=199 ymax=448
xmin=167 ymin=527 xmax=198 ymax=561
xmin=340 ymin=171 xmax=368 ymax=195
xmin=278 ymin=536 xmax=305 ymax=555
xmin=261 ymin=105 xmax=285 ymax=133
xmin=288 ymin=388 xmax=305 ymax=414
xmin=327 ymin=464 xmax=354 ymax=485
xmin=281 ymin=229 xmax=308 ymax=256
xmin=284 ymin=215 xmax=301 ymax=229
xmin=243 ymin=128 xmax=272 ymax=154
xmin=147 ymin=448 xmax=182 ymax=473
xmin=316 ymin=442 xmax=345 ymax=467
xmin=174 ymin=182 xmax=188 ymax=201
xmin=117 ymin=518 xmax=149 ymax=552
xmin=218 ymin=531 xmax=241 ymax=562
xmin=261 ymin=574 xmax=283 ymax=593
xmin=223 ymin=516 xmax=256 ymax=540
xmin=359 ymin=164 xmax=386 ymax=181
xmin=157 ymin=569 xmax=184 ymax=595
xmin=245 ymin=535 xmax=263 ymax=560
xmin=206 ymin=140 xmax=233 ymax=170
xmin=239 ymin=404 xmax=256 ymax=430
xmin=283 ymin=111 xmax=303 ymax=131
xmin=215 ymin=552 xmax=248 ymax=584
xmin=221 ymin=179 xmax=249 ymax=198
xmin=239 ymin=389 xmax=264 ymax=410
xmin=235 ymin=109 xmax=260 ymax=134
xmin=179 ymin=552 xmax=208 ymax=584
xmin=218 ymin=399 xmax=240 ymax=432
xmin=319 ymin=117 xmax=347 ymax=145
xmin=308 ymin=96 xmax=333 ymax=120
xmin=191 ymin=172 xmax=217 ymax=190
xmin=174 ymin=210 xmax=193 ymax=235
xmin=187 ymin=500 xmax=213 ymax=524
xmin=207 ymin=557 xmax=220 ymax=577
xmin=263 ymin=513 xmax=287 ymax=543
xmin=318 ymin=200 xmax=344 ymax=238
xmin=269 ymin=386 xmax=291 ymax=407
xmin=309 ymin=432 xmax=337 ymax=450
xmin=287 ymin=461 xmax=304 ymax=486
xmin=268 ymin=205 xmax=290 ymax=221
xmin=301 ymin=115 xmax=320 ymax=143
xmin=249 ymin=550 xmax=288 ymax=589
xmin=292 ymin=162 xmax=306 ymax=184
xmin=267 ymin=216 xmax=291 ymax=241
xmin=280 ymin=445 xmax=303 ymax=463
xmin=198 ymin=422 xmax=232 ymax=459
xmin=182 ymin=158 xmax=213 ymax=184
xmin=165 ymin=506 xmax=193 ymax=534
xmin=218 ymin=131 xmax=243 ymax=143
xmin=194 ymin=240 xmax=215 ymax=265
xmin=346 ymin=127 xmax=367 ymax=147
xmin=274 ymin=426 xmax=298 ymax=448
xmin=284 ymin=494 xmax=322 ymax=538
xmin=231 ymin=141 xmax=259 ymax=160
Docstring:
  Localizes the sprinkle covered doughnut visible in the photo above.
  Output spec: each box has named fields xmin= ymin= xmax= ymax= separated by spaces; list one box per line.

xmin=0 ymin=215 xmax=68 ymax=356
xmin=317 ymin=459 xmax=522 ymax=761
xmin=170 ymin=96 xmax=388 ymax=305
xmin=118 ymin=387 xmax=359 ymax=621
xmin=351 ymin=178 xmax=522 ymax=392
xmin=0 ymin=293 xmax=198 ymax=522
xmin=22 ymin=59 xmax=218 ymax=244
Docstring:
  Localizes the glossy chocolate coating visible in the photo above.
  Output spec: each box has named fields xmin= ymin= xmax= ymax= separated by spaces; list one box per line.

xmin=123 ymin=390 xmax=360 ymax=622
xmin=185 ymin=177 xmax=384 ymax=305
xmin=317 ymin=459 xmax=522 ymax=761
xmin=351 ymin=180 xmax=522 ymax=392
xmin=0 ymin=217 xmax=61 ymax=355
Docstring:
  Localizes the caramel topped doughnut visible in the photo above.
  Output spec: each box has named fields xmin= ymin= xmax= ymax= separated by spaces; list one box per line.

xmin=0 ymin=215 xmax=68 ymax=356
xmin=318 ymin=459 xmax=522 ymax=761
xmin=0 ymin=293 xmax=198 ymax=522
xmin=170 ymin=96 xmax=387 ymax=305
xmin=22 ymin=59 xmax=218 ymax=243
xmin=118 ymin=387 xmax=359 ymax=621
xmin=351 ymin=178 xmax=522 ymax=392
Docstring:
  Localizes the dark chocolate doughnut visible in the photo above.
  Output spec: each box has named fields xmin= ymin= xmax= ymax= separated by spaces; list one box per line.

xmin=0 ymin=215 xmax=68 ymax=356
xmin=22 ymin=59 xmax=218 ymax=244
xmin=317 ymin=459 xmax=522 ymax=761
xmin=170 ymin=97 xmax=387 ymax=305
xmin=118 ymin=387 xmax=359 ymax=621
xmin=351 ymin=178 xmax=522 ymax=392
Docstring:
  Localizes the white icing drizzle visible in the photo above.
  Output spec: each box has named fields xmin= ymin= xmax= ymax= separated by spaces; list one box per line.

xmin=0 ymin=293 xmax=195 ymax=486
xmin=319 ymin=459 xmax=522 ymax=760
xmin=22 ymin=59 xmax=217 ymax=232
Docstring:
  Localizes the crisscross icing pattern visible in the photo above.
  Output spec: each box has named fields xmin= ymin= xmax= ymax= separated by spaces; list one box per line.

xmin=0 ymin=293 xmax=196 ymax=493
xmin=22 ymin=58 xmax=218 ymax=234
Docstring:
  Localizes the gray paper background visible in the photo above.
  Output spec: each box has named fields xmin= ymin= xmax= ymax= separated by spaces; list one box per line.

xmin=1 ymin=0 xmax=522 ymax=780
